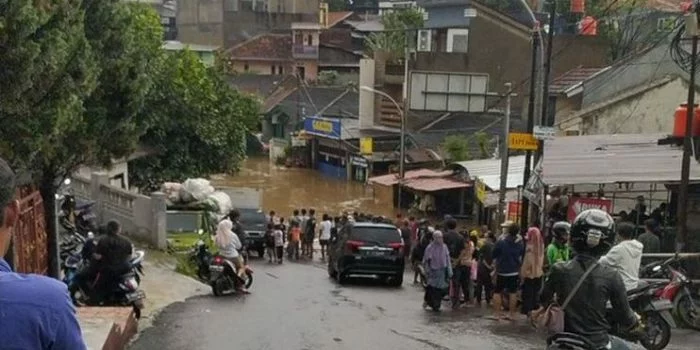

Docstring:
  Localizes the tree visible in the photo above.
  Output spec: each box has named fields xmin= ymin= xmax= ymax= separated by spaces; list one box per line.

xmin=0 ymin=0 xmax=163 ymax=276
xmin=365 ymin=8 xmax=424 ymax=62
xmin=442 ymin=135 xmax=471 ymax=162
xmin=326 ymin=0 xmax=350 ymax=11
xmin=129 ymin=50 xmax=260 ymax=192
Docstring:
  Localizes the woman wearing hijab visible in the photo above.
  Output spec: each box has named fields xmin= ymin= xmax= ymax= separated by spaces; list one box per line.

xmin=520 ymin=226 xmax=545 ymax=315
xmin=422 ymin=230 xmax=453 ymax=311
xmin=215 ymin=219 xmax=246 ymax=283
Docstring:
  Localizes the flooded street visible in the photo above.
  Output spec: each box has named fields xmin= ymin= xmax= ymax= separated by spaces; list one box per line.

xmin=211 ymin=157 xmax=395 ymax=217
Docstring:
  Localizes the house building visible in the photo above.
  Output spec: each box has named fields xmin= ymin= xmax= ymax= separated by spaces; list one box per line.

xmin=177 ymin=0 xmax=320 ymax=47
xmin=127 ymin=0 xmax=177 ymax=40
xmin=551 ymin=34 xmax=700 ymax=136
xmin=162 ymin=41 xmax=219 ymax=67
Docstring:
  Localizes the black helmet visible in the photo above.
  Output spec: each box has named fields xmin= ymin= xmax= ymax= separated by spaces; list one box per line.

xmin=570 ymin=209 xmax=616 ymax=256
xmin=551 ymin=221 xmax=571 ymax=240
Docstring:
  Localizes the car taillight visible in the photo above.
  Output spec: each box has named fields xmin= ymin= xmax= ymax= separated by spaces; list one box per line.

xmin=346 ymin=240 xmax=364 ymax=252
xmin=388 ymin=242 xmax=404 ymax=253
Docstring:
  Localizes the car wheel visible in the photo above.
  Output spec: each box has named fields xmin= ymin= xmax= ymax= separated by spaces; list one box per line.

xmin=389 ymin=273 xmax=403 ymax=287
xmin=337 ymin=271 xmax=348 ymax=285
xmin=328 ymin=259 xmax=337 ymax=278
xmin=257 ymin=248 xmax=265 ymax=258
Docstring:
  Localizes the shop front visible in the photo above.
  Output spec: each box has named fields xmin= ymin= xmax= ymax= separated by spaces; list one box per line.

xmin=304 ymin=116 xmax=348 ymax=179
xmin=350 ymin=155 xmax=369 ymax=182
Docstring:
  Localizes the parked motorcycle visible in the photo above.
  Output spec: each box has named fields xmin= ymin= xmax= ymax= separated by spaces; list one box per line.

xmin=209 ymin=255 xmax=253 ymax=296
xmin=188 ymin=240 xmax=213 ymax=282
xmin=608 ymin=281 xmax=675 ymax=350
xmin=66 ymin=251 xmax=147 ymax=319
xmin=59 ymin=193 xmax=98 ymax=235
xmin=546 ymin=333 xmax=598 ymax=350
xmin=641 ymin=256 xmax=700 ymax=330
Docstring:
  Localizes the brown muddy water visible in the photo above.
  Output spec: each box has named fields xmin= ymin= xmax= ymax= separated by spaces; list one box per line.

xmin=210 ymin=157 xmax=395 ymax=218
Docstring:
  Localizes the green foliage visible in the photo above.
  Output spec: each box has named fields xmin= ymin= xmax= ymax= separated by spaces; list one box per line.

xmin=442 ymin=135 xmax=471 ymax=162
xmin=365 ymin=8 xmax=424 ymax=62
xmin=442 ymin=133 xmax=494 ymax=162
xmin=129 ymin=50 xmax=261 ymax=192
xmin=326 ymin=0 xmax=350 ymax=11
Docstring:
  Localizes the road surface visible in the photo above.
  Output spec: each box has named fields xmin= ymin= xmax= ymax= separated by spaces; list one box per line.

xmin=130 ymin=259 xmax=698 ymax=350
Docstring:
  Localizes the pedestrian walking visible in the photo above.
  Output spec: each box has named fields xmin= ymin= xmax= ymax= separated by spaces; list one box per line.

xmin=491 ymin=223 xmax=525 ymax=321
xmin=274 ymin=224 xmax=285 ymax=264
xmin=299 ymin=209 xmax=309 ymax=256
xmin=264 ymin=223 xmax=276 ymax=263
xmin=520 ymin=226 xmax=544 ymax=316
xmin=475 ymin=234 xmax=495 ymax=305
xmin=400 ymin=220 xmax=412 ymax=260
xmin=304 ymin=209 xmax=317 ymax=259
xmin=319 ymin=214 xmax=332 ymax=260
xmin=422 ymin=231 xmax=452 ymax=312
xmin=288 ymin=222 xmax=301 ymax=260
xmin=444 ymin=219 xmax=471 ymax=310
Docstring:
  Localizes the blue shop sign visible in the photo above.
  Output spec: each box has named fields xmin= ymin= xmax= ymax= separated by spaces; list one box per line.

xmin=303 ymin=116 xmax=341 ymax=139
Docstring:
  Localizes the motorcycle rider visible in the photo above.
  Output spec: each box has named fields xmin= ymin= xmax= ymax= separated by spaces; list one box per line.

xmin=72 ymin=220 xmax=133 ymax=302
xmin=538 ymin=209 xmax=639 ymax=350
xmin=214 ymin=218 xmax=248 ymax=293
xmin=599 ymin=222 xmax=643 ymax=291
xmin=228 ymin=209 xmax=248 ymax=262
xmin=546 ymin=221 xmax=571 ymax=267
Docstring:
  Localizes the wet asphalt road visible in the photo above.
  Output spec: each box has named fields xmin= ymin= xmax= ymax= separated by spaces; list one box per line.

xmin=130 ymin=259 xmax=696 ymax=350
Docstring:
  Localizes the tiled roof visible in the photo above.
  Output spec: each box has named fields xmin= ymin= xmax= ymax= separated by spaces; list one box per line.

xmin=271 ymin=87 xmax=359 ymax=118
xmin=227 ymin=74 xmax=287 ymax=97
xmin=225 ymin=34 xmax=292 ymax=61
xmin=550 ymin=67 xmax=606 ymax=94
xmin=328 ymin=11 xmax=354 ymax=27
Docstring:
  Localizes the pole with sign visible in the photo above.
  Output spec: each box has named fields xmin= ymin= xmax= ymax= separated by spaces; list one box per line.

xmin=508 ymin=132 xmax=539 ymax=151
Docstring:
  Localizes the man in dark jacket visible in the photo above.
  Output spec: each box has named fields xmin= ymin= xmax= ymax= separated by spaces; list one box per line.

xmin=491 ymin=223 xmax=524 ymax=320
xmin=443 ymin=218 xmax=469 ymax=309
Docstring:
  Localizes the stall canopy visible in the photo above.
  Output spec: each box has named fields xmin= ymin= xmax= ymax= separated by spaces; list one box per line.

xmin=448 ymin=156 xmax=526 ymax=190
xmin=368 ymin=168 xmax=470 ymax=192
xmin=542 ymin=133 xmax=700 ymax=185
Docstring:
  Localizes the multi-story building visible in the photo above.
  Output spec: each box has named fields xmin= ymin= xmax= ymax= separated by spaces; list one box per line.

xmin=177 ymin=0 xmax=320 ymax=48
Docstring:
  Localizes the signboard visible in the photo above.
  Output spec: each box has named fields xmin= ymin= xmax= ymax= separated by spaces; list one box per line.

xmin=508 ymin=132 xmax=539 ymax=151
xmin=475 ymin=178 xmax=486 ymax=203
xmin=567 ymin=197 xmax=614 ymax=221
xmin=522 ymin=159 xmax=543 ymax=204
xmin=507 ymin=201 xmax=521 ymax=224
xmin=303 ymin=116 xmax=341 ymax=139
xmin=351 ymin=155 xmax=368 ymax=168
xmin=533 ymin=125 xmax=556 ymax=140
xmin=360 ymin=137 xmax=373 ymax=155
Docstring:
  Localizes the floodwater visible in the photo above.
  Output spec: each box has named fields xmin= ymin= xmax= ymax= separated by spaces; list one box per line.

xmin=211 ymin=157 xmax=394 ymax=218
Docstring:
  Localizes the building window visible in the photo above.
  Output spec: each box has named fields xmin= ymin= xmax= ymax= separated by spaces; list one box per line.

xmin=278 ymin=66 xmax=284 ymax=74
xmin=446 ymin=28 xmax=469 ymax=53
xmin=273 ymin=123 xmax=285 ymax=138
xmin=271 ymin=65 xmax=276 ymax=74
xmin=244 ymin=62 xmax=249 ymax=72
xmin=307 ymin=34 xmax=313 ymax=46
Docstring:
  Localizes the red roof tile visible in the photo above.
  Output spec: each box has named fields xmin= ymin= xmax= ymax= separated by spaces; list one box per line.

xmin=550 ymin=67 xmax=605 ymax=94
xmin=225 ymin=34 xmax=292 ymax=61
xmin=327 ymin=11 xmax=354 ymax=27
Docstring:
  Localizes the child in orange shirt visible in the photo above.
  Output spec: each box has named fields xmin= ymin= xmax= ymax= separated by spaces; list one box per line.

xmin=288 ymin=222 xmax=301 ymax=260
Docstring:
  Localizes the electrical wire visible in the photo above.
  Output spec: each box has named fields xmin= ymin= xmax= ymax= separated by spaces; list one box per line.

xmin=670 ymin=13 xmax=700 ymax=74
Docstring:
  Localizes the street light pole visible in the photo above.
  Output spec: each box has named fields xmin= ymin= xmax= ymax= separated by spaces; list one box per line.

xmin=678 ymin=10 xmax=699 ymax=252
xmin=521 ymin=28 xmax=540 ymax=233
xmin=360 ymin=86 xmax=406 ymax=209
xmin=497 ymin=83 xmax=513 ymax=228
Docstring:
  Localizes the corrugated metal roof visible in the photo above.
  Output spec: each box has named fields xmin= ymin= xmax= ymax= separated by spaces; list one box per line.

xmin=344 ymin=20 xmax=384 ymax=32
xmin=403 ymin=178 xmax=471 ymax=192
xmin=449 ymin=156 xmax=526 ymax=190
xmin=368 ymin=169 xmax=453 ymax=186
xmin=550 ymin=67 xmax=606 ymax=94
xmin=542 ymin=134 xmax=700 ymax=185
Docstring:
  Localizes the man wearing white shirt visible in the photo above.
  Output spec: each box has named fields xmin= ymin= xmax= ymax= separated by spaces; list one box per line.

xmin=319 ymin=214 xmax=333 ymax=260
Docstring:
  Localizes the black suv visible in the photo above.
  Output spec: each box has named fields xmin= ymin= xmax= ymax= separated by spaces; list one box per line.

xmin=239 ymin=208 xmax=268 ymax=258
xmin=327 ymin=222 xmax=405 ymax=286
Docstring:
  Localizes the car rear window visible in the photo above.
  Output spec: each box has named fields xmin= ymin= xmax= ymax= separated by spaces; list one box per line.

xmin=350 ymin=227 xmax=402 ymax=244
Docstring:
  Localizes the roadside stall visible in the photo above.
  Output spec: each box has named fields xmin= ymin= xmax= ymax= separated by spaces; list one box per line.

xmin=542 ymin=133 xmax=700 ymax=252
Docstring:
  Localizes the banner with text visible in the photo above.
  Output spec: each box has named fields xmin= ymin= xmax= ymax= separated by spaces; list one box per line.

xmin=567 ymin=197 xmax=613 ymax=221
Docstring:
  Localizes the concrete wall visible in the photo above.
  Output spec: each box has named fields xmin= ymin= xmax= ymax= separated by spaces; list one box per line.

xmin=560 ymin=77 xmax=700 ymax=135
xmin=72 ymin=173 xmax=167 ymax=249
xmin=77 ymin=161 xmax=130 ymax=190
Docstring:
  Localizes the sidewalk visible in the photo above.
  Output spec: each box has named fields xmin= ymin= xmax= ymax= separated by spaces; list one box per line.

xmin=78 ymin=249 xmax=208 ymax=349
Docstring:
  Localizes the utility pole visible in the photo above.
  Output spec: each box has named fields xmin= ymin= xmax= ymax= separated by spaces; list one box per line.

xmin=398 ymin=29 xmax=411 ymax=209
xmin=497 ymin=82 xmax=513 ymax=228
xmin=677 ymin=8 xmax=699 ymax=252
xmin=521 ymin=27 xmax=540 ymax=232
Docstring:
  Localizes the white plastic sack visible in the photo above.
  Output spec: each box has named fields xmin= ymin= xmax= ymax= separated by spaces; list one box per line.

xmin=162 ymin=182 xmax=183 ymax=203
xmin=181 ymin=178 xmax=215 ymax=202
xmin=206 ymin=191 xmax=232 ymax=215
